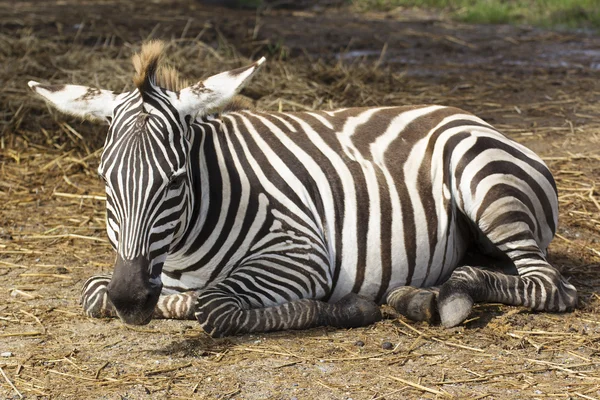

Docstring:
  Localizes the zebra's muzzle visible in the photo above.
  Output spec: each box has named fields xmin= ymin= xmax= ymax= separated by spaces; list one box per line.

xmin=107 ymin=255 xmax=162 ymax=325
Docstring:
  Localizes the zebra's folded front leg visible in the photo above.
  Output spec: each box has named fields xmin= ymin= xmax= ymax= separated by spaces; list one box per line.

xmin=81 ymin=275 xmax=117 ymax=318
xmin=194 ymin=289 xmax=382 ymax=338
xmin=436 ymin=264 xmax=578 ymax=328
xmin=153 ymin=291 xmax=198 ymax=320
xmin=81 ymin=275 xmax=197 ymax=320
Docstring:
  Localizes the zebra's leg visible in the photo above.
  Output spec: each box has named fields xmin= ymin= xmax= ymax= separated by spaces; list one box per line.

xmin=436 ymin=206 xmax=577 ymax=326
xmin=154 ymin=291 xmax=198 ymax=320
xmin=386 ymin=286 xmax=440 ymax=323
xmin=194 ymin=285 xmax=382 ymax=338
xmin=81 ymin=275 xmax=197 ymax=320
xmin=437 ymin=259 xmax=577 ymax=328
xmin=385 ymin=252 xmax=520 ymax=323
xmin=81 ymin=275 xmax=117 ymax=318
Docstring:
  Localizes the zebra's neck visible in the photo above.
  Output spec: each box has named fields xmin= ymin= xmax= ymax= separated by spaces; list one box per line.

xmin=166 ymin=114 xmax=266 ymax=273
xmin=168 ymin=118 xmax=216 ymax=254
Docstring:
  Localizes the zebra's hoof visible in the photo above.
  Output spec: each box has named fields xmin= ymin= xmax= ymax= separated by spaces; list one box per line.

xmin=386 ymin=286 xmax=438 ymax=323
xmin=335 ymin=293 xmax=382 ymax=328
xmin=560 ymin=280 xmax=578 ymax=312
xmin=437 ymin=292 xmax=473 ymax=328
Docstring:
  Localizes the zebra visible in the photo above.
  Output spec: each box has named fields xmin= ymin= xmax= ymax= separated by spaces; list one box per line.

xmin=29 ymin=41 xmax=577 ymax=338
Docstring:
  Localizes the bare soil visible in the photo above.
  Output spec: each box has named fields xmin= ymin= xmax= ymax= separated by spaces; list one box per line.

xmin=1 ymin=1 xmax=600 ymax=399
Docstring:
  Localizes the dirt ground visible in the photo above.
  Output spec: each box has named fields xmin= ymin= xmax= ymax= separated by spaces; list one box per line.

xmin=1 ymin=1 xmax=600 ymax=399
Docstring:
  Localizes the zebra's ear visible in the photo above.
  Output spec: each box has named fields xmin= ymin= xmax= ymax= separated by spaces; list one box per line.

xmin=28 ymin=81 xmax=117 ymax=123
xmin=177 ymin=57 xmax=265 ymax=117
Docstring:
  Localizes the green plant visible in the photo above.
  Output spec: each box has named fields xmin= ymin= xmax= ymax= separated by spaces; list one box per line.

xmin=350 ymin=0 xmax=600 ymax=30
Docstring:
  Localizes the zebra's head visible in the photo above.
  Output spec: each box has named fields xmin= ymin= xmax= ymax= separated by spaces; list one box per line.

xmin=29 ymin=41 xmax=265 ymax=325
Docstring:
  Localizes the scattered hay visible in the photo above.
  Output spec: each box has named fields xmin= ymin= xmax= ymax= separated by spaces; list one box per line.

xmin=1 ymin=0 xmax=600 ymax=398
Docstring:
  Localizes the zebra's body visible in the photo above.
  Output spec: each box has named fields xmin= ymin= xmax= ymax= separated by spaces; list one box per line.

xmin=31 ymin=41 xmax=577 ymax=337
xmin=154 ymin=106 xmax=508 ymax=301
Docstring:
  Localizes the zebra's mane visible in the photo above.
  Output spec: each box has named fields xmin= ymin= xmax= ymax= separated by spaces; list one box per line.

xmin=132 ymin=40 xmax=253 ymax=112
xmin=132 ymin=40 xmax=188 ymax=93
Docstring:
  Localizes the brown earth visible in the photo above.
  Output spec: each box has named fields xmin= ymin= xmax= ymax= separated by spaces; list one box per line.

xmin=1 ymin=1 xmax=600 ymax=399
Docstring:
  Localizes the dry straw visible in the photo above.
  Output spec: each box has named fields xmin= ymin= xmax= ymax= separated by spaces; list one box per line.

xmin=1 ymin=2 xmax=600 ymax=398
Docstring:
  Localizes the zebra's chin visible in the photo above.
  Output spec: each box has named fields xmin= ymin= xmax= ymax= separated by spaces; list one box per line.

xmin=110 ymin=288 xmax=160 ymax=326
xmin=109 ymin=286 xmax=161 ymax=326
xmin=115 ymin=308 xmax=155 ymax=326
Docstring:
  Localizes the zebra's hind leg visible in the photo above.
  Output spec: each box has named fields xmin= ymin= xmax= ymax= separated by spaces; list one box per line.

xmin=194 ymin=286 xmax=382 ymax=338
xmin=434 ymin=155 xmax=579 ymax=327
xmin=81 ymin=275 xmax=197 ymax=320
xmin=436 ymin=261 xmax=577 ymax=328
xmin=387 ymin=260 xmax=576 ymax=328
xmin=386 ymin=286 xmax=439 ymax=323
xmin=434 ymin=203 xmax=578 ymax=327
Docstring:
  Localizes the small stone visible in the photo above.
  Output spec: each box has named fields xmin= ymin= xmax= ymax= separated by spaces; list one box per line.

xmin=382 ymin=341 xmax=394 ymax=350
xmin=354 ymin=340 xmax=365 ymax=347
xmin=1 ymin=352 xmax=13 ymax=357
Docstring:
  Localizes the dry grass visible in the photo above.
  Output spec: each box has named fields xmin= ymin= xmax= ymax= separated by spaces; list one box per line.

xmin=1 ymin=0 xmax=600 ymax=399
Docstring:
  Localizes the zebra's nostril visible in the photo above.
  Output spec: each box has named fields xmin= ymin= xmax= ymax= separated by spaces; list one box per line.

xmin=144 ymin=291 xmax=154 ymax=306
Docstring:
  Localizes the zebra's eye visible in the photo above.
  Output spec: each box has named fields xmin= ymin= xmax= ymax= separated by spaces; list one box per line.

xmin=168 ymin=174 xmax=186 ymax=189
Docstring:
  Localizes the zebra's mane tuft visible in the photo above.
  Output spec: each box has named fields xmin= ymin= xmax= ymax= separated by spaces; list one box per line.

xmin=131 ymin=41 xmax=252 ymax=112
xmin=132 ymin=40 xmax=188 ymax=93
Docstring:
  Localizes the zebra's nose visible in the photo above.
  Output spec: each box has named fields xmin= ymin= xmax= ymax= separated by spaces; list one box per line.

xmin=107 ymin=255 xmax=162 ymax=325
